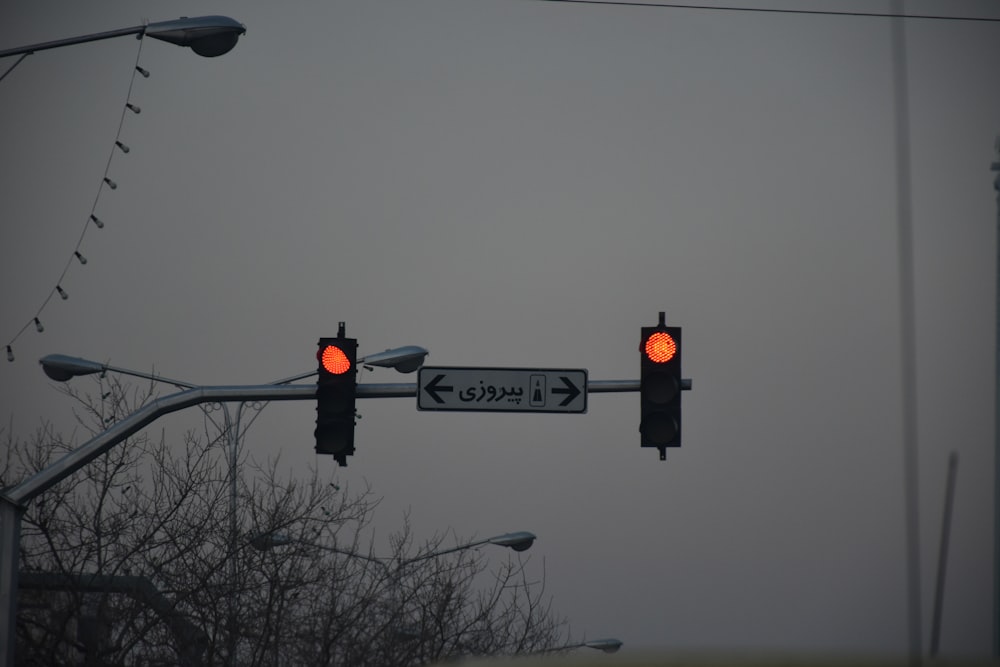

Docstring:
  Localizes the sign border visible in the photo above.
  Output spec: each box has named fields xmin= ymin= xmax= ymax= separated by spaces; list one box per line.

xmin=417 ymin=366 xmax=588 ymax=414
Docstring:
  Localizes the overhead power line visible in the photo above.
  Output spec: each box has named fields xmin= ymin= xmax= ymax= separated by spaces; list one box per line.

xmin=536 ymin=0 xmax=1000 ymax=22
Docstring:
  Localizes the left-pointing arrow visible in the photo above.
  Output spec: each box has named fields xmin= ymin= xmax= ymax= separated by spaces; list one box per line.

xmin=551 ymin=376 xmax=581 ymax=407
xmin=423 ymin=374 xmax=454 ymax=404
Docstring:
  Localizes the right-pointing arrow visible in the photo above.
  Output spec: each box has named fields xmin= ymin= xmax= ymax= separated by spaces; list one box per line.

xmin=551 ymin=376 xmax=581 ymax=407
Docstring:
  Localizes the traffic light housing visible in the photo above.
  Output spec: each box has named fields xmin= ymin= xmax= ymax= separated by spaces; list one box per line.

xmin=315 ymin=326 xmax=358 ymax=466
xmin=640 ymin=313 xmax=682 ymax=459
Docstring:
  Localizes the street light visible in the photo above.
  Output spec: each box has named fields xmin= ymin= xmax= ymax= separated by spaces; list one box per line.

xmin=537 ymin=638 xmax=623 ymax=654
xmin=399 ymin=531 xmax=536 ymax=562
xmin=0 ymin=16 xmax=247 ymax=60
xmin=361 ymin=346 xmax=429 ymax=374
xmin=250 ymin=530 xmax=536 ymax=565
xmin=252 ymin=529 xmax=537 ymax=656
xmin=575 ymin=638 xmax=623 ymax=653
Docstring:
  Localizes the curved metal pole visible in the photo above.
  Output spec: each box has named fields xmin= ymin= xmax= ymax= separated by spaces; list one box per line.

xmin=0 ymin=383 xmax=313 ymax=667
xmin=5 ymin=384 xmax=315 ymax=506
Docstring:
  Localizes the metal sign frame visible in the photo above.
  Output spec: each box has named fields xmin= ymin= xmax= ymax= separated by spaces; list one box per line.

xmin=417 ymin=366 xmax=588 ymax=413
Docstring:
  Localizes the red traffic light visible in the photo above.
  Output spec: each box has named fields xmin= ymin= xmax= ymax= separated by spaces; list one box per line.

xmin=319 ymin=345 xmax=352 ymax=375
xmin=316 ymin=332 xmax=358 ymax=466
xmin=640 ymin=317 xmax=683 ymax=458
xmin=644 ymin=331 xmax=677 ymax=364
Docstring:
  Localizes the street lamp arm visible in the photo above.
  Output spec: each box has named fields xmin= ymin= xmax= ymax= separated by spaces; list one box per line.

xmin=100 ymin=363 xmax=197 ymax=389
xmin=399 ymin=539 xmax=490 ymax=565
xmin=0 ymin=15 xmax=245 ymax=60
xmin=535 ymin=638 xmax=623 ymax=654
xmin=0 ymin=25 xmax=145 ymax=59
xmin=311 ymin=544 xmax=396 ymax=570
xmin=400 ymin=531 xmax=536 ymax=565
xmin=253 ymin=530 xmax=534 ymax=567
xmin=40 ymin=354 xmax=198 ymax=389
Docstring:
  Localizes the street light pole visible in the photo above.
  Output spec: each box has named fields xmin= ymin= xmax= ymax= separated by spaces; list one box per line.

xmin=991 ymin=137 xmax=1000 ymax=659
xmin=0 ymin=379 xmax=415 ymax=666
xmin=0 ymin=383 xmax=309 ymax=667
xmin=5 ymin=342 xmax=429 ymax=667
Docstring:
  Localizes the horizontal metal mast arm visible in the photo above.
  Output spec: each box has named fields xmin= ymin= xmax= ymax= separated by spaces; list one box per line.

xmin=360 ymin=379 xmax=687 ymax=397
xmin=589 ymin=379 xmax=639 ymax=393
xmin=4 ymin=378 xmax=688 ymax=504
xmin=358 ymin=379 xmax=643 ymax=398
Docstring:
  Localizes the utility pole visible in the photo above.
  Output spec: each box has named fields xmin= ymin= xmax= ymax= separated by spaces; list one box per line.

xmin=991 ymin=136 xmax=1000 ymax=659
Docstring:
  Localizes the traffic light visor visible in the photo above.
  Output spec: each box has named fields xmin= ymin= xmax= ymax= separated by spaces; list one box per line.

xmin=320 ymin=345 xmax=352 ymax=375
xmin=644 ymin=331 xmax=677 ymax=363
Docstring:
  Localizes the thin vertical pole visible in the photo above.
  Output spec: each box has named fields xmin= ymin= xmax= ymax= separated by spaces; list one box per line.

xmin=0 ymin=499 xmax=22 ymax=667
xmin=930 ymin=452 xmax=958 ymax=656
xmin=225 ymin=403 xmax=238 ymax=665
xmin=890 ymin=1 xmax=923 ymax=662
xmin=991 ymin=139 xmax=1000 ymax=659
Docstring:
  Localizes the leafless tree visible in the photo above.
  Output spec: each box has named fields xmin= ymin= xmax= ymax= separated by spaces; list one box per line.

xmin=2 ymin=378 xmax=570 ymax=665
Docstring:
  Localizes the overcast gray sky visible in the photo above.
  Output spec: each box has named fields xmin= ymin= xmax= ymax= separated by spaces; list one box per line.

xmin=2 ymin=0 xmax=999 ymax=658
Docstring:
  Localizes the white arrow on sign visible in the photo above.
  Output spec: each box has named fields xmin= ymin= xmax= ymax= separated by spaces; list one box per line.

xmin=417 ymin=367 xmax=588 ymax=413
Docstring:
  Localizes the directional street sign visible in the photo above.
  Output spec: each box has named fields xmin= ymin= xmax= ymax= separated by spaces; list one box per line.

xmin=417 ymin=367 xmax=588 ymax=413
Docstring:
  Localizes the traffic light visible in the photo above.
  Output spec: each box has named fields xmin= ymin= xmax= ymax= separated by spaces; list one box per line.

xmin=640 ymin=312 xmax=682 ymax=459
xmin=315 ymin=324 xmax=358 ymax=466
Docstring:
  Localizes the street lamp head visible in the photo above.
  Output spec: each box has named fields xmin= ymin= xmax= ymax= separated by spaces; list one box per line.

xmin=39 ymin=354 xmax=105 ymax=382
xmin=488 ymin=531 xmax=536 ymax=552
xmin=584 ymin=638 xmax=623 ymax=653
xmin=249 ymin=532 xmax=293 ymax=551
xmin=144 ymin=16 xmax=247 ymax=57
xmin=360 ymin=346 xmax=429 ymax=374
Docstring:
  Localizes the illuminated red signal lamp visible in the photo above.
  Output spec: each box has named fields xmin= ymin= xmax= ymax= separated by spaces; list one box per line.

xmin=644 ymin=331 xmax=677 ymax=364
xmin=319 ymin=344 xmax=352 ymax=375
